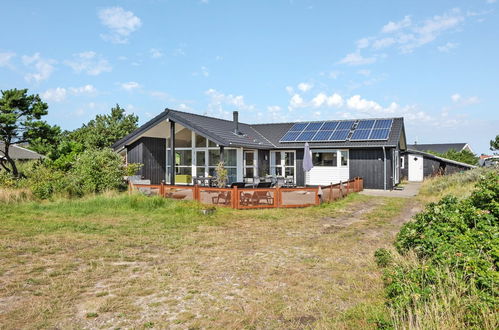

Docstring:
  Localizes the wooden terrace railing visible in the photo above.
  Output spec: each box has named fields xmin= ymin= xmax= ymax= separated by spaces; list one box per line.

xmin=129 ymin=177 xmax=363 ymax=209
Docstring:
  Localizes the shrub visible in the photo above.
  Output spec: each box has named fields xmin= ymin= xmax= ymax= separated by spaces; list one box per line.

xmin=66 ymin=148 xmax=130 ymax=196
xmin=377 ymin=170 xmax=499 ymax=327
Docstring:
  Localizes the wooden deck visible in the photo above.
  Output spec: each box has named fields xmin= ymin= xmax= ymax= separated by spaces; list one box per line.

xmin=129 ymin=177 xmax=363 ymax=209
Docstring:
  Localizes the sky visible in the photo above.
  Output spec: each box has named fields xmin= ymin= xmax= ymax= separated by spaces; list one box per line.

xmin=0 ymin=0 xmax=498 ymax=154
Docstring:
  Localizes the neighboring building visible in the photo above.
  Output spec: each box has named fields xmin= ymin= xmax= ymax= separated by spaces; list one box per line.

xmin=407 ymin=143 xmax=473 ymax=154
xmin=113 ymin=109 xmax=407 ymax=190
xmin=401 ymin=149 xmax=475 ymax=182
xmin=0 ymin=143 xmax=44 ymax=161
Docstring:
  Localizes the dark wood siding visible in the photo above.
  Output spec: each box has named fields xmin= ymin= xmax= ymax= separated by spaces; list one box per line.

xmin=295 ymin=149 xmax=305 ymax=186
xmin=350 ymin=148 xmax=394 ymax=189
xmin=126 ymin=137 xmax=166 ymax=184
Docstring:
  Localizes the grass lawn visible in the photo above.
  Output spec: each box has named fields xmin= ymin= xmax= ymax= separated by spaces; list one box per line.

xmin=0 ymin=192 xmax=416 ymax=329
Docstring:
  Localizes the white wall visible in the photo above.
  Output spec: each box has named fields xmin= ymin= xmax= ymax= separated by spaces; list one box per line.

xmin=305 ymin=166 xmax=349 ymax=185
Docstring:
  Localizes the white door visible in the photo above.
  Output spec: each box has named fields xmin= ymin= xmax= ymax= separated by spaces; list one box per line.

xmin=408 ymin=154 xmax=424 ymax=181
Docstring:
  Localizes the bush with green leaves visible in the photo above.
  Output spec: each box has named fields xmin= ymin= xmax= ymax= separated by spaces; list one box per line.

xmin=376 ymin=171 xmax=499 ymax=327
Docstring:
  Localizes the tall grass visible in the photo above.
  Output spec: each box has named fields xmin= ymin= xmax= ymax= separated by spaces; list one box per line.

xmin=0 ymin=188 xmax=34 ymax=203
xmin=419 ymin=167 xmax=492 ymax=201
xmin=386 ymin=252 xmax=498 ymax=330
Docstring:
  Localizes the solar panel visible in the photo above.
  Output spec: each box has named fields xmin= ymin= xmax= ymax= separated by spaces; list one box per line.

xmin=329 ymin=129 xmax=350 ymax=141
xmin=357 ymin=120 xmax=375 ymax=129
xmin=350 ymin=129 xmax=371 ymax=140
xmin=337 ymin=121 xmax=355 ymax=130
xmin=296 ymin=131 xmax=317 ymax=141
xmin=374 ymin=119 xmax=392 ymax=129
xmin=312 ymin=130 xmax=334 ymax=141
xmin=320 ymin=122 xmax=338 ymax=130
xmin=280 ymin=131 xmax=301 ymax=142
xmin=289 ymin=122 xmax=308 ymax=131
xmin=306 ymin=122 xmax=324 ymax=130
xmin=370 ymin=128 xmax=390 ymax=140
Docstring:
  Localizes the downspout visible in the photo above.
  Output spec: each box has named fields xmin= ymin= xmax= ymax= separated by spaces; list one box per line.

xmin=382 ymin=146 xmax=387 ymax=191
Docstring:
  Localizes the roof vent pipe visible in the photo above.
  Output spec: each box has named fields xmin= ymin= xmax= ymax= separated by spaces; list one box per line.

xmin=233 ymin=111 xmax=240 ymax=135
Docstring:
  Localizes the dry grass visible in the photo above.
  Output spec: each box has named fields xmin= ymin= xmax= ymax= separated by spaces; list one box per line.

xmin=0 ymin=188 xmax=34 ymax=204
xmin=0 ymin=193 xmax=415 ymax=329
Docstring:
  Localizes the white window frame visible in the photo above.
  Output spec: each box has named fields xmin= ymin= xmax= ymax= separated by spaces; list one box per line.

xmin=166 ymin=130 xmax=237 ymax=184
xmin=400 ymin=156 xmax=405 ymax=169
xmin=310 ymin=149 xmax=349 ymax=167
xmin=243 ymin=150 xmax=258 ymax=179
xmin=270 ymin=150 xmax=296 ymax=182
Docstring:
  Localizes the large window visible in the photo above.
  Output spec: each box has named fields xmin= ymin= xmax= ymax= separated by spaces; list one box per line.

xmin=312 ymin=152 xmax=337 ymax=166
xmin=175 ymin=128 xmax=192 ymax=148
xmin=244 ymin=151 xmax=257 ymax=179
xmin=310 ymin=150 xmax=348 ymax=167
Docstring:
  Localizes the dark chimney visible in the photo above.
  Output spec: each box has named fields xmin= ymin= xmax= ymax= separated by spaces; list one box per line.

xmin=233 ymin=111 xmax=240 ymax=134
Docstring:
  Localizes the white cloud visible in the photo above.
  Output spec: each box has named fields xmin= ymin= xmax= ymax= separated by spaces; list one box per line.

xmin=285 ymin=86 xmax=294 ymax=94
xmin=372 ymin=37 xmax=396 ymax=49
xmin=149 ymin=48 xmax=163 ymax=58
xmin=451 ymin=93 xmax=461 ymax=102
xmin=357 ymin=69 xmax=371 ymax=76
xmin=42 ymin=87 xmax=67 ymax=102
xmin=98 ymin=7 xmax=142 ymax=44
xmin=41 ymin=84 xmax=97 ymax=103
xmin=341 ymin=8 xmax=467 ymax=62
xmin=205 ymin=88 xmax=255 ymax=118
xmin=22 ymin=53 xmax=56 ymax=83
xmin=451 ymin=93 xmax=479 ymax=106
xmin=121 ymin=81 xmax=141 ymax=91
xmin=297 ymin=82 xmax=313 ymax=92
xmin=69 ymin=84 xmax=97 ymax=95
xmin=382 ymin=15 xmax=412 ymax=33
xmin=201 ymin=66 xmax=209 ymax=77
xmin=289 ymin=94 xmax=304 ymax=109
xmin=0 ymin=52 xmax=15 ymax=68
xmin=400 ymin=9 xmax=464 ymax=53
xmin=310 ymin=92 xmax=343 ymax=108
xmin=486 ymin=0 xmax=497 ymax=3
xmin=64 ymin=51 xmax=112 ymax=75
xmin=338 ymin=52 xmax=376 ymax=66
xmin=267 ymin=105 xmax=281 ymax=113
xmin=346 ymin=95 xmax=383 ymax=113
xmin=437 ymin=42 xmax=459 ymax=52
xmin=356 ymin=38 xmax=370 ymax=49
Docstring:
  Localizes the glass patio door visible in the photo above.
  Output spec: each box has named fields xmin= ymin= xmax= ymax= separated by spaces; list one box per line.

xmin=244 ymin=150 xmax=257 ymax=180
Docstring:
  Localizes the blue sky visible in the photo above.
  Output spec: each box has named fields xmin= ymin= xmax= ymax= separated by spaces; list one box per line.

xmin=0 ymin=0 xmax=498 ymax=154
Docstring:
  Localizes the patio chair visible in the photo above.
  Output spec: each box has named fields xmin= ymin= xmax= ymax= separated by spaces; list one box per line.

xmin=250 ymin=182 xmax=274 ymax=205
xmin=211 ymin=182 xmax=245 ymax=205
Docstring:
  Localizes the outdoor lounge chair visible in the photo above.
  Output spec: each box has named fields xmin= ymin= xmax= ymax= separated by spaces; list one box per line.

xmin=249 ymin=182 xmax=274 ymax=205
xmin=211 ymin=182 xmax=245 ymax=205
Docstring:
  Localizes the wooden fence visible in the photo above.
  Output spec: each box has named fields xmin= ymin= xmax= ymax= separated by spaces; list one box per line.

xmin=129 ymin=177 xmax=363 ymax=209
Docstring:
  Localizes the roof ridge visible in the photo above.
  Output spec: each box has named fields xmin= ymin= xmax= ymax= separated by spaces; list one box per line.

xmin=251 ymin=116 xmax=404 ymax=126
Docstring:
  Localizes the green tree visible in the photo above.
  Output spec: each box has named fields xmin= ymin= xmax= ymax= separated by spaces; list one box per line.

xmin=69 ymin=104 xmax=138 ymax=149
xmin=0 ymin=89 xmax=53 ymax=177
xmin=490 ymin=135 xmax=499 ymax=153
xmin=427 ymin=149 xmax=479 ymax=166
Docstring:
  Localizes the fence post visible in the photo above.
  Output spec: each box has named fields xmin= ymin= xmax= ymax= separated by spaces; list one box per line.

xmin=128 ymin=181 xmax=132 ymax=195
xmin=275 ymin=187 xmax=280 ymax=208
xmin=194 ymin=184 xmax=199 ymax=202
xmin=233 ymin=186 xmax=238 ymax=209
xmin=339 ymin=181 xmax=343 ymax=198
xmin=346 ymin=180 xmax=350 ymax=195
xmin=315 ymin=187 xmax=320 ymax=205
xmin=160 ymin=181 xmax=165 ymax=197
xmin=329 ymin=182 xmax=333 ymax=202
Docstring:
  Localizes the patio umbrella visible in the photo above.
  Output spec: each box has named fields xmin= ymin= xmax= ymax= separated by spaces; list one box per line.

xmin=303 ymin=142 xmax=313 ymax=172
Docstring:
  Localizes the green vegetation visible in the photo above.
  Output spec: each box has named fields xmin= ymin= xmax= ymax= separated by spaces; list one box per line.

xmin=0 ymin=191 xmax=411 ymax=328
xmin=426 ymin=148 xmax=479 ymax=165
xmin=0 ymin=88 xmax=58 ymax=177
xmin=490 ymin=134 xmax=499 ymax=152
xmin=0 ymin=89 xmax=139 ymax=200
xmin=376 ymin=169 xmax=499 ymax=329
